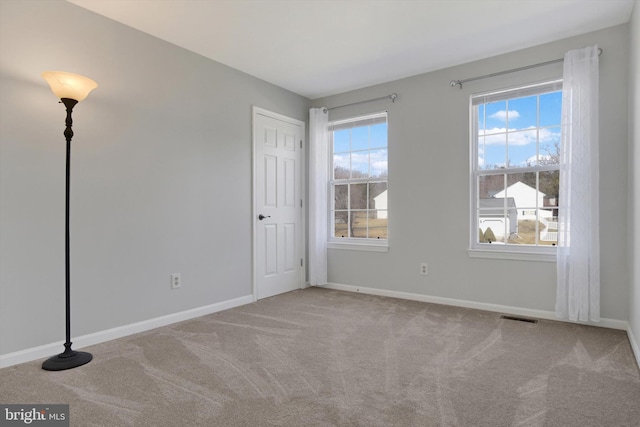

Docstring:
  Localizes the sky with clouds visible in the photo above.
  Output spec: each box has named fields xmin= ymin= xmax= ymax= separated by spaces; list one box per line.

xmin=333 ymin=123 xmax=388 ymax=178
xmin=478 ymin=91 xmax=562 ymax=168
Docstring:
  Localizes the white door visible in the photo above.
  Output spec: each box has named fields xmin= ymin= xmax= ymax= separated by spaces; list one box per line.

xmin=253 ymin=107 xmax=304 ymax=300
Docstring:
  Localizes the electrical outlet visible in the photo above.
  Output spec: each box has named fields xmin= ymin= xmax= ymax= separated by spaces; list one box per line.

xmin=420 ymin=263 xmax=428 ymax=276
xmin=171 ymin=273 xmax=181 ymax=289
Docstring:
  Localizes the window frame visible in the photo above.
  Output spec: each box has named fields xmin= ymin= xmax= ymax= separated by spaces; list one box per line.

xmin=468 ymin=80 xmax=563 ymax=262
xmin=327 ymin=111 xmax=389 ymax=251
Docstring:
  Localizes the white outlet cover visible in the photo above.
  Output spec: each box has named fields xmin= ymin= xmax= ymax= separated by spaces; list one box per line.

xmin=171 ymin=273 xmax=181 ymax=289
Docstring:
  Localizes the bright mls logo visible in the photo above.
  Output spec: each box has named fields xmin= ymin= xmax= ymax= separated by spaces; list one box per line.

xmin=0 ymin=405 xmax=69 ymax=426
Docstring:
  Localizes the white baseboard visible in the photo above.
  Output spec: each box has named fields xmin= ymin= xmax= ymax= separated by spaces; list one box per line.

xmin=5 ymin=288 xmax=637 ymax=371
xmin=628 ymin=326 xmax=640 ymax=368
xmin=322 ymin=282 xmax=629 ymax=331
xmin=0 ymin=294 xmax=254 ymax=369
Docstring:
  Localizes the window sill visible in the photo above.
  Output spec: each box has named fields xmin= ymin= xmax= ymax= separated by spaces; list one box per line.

xmin=327 ymin=241 xmax=389 ymax=252
xmin=468 ymin=248 xmax=556 ymax=262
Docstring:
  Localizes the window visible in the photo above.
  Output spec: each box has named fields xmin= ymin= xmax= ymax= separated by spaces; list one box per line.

xmin=470 ymin=80 xmax=562 ymax=259
xmin=329 ymin=112 xmax=388 ymax=247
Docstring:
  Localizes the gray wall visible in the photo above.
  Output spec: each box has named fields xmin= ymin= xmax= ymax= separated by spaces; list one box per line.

xmin=313 ymin=25 xmax=631 ymax=321
xmin=0 ymin=0 xmax=308 ymax=355
xmin=629 ymin=1 xmax=640 ymax=352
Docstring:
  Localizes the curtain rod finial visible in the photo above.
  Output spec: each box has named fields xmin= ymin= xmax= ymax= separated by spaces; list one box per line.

xmin=450 ymin=80 xmax=462 ymax=89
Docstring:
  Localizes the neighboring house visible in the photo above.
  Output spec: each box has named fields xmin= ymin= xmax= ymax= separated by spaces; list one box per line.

xmin=493 ymin=181 xmax=553 ymax=220
xmin=373 ymin=190 xmax=388 ymax=219
xmin=479 ymin=197 xmax=517 ymax=239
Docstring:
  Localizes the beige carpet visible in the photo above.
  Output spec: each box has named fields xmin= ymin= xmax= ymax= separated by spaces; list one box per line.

xmin=1 ymin=287 xmax=639 ymax=426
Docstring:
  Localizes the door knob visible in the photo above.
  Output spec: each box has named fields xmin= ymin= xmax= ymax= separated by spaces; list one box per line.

xmin=258 ymin=214 xmax=271 ymax=220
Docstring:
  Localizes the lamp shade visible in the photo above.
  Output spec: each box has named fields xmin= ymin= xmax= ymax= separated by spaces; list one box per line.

xmin=42 ymin=71 xmax=98 ymax=102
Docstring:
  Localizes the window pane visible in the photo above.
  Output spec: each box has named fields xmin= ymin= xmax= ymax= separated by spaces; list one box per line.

xmin=507 ymin=218 xmax=539 ymax=245
xmin=507 ymin=96 xmax=537 ymax=130
xmin=505 ymin=172 xmax=537 ymax=211
xmin=539 ymin=92 xmax=562 ymax=127
xmin=539 ymin=170 xmax=559 ymax=205
xmin=334 ymin=184 xmax=348 ymax=209
xmin=478 ymin=174 xmax=505 ymax=199
xmin=351 ymin=126 xmax=368 ymax=151
xmin=370 ymin=148 xmax=388 ymax=178
xmin=334 ymin=211 xmax=349 ymax=238
xmin=351 ymin=152 xmax=369 ymax=177
xmin=334 ymin=154 xmax=350 ymax=179
xmin=333 ymin=129 xmax=350 ymax=153
xmin=350 ymin=183 xmax=367 ymax=209
xmin=506 ymin=211 xmax=558 ymax=246
xmin=370 ymin=123 xmax=387 ymax=148
xmin=504 ymin=172 xmax=540 ymax=245
xmin=368 ymin=210 xmax=387 ymax=239
xmin=539 ymin=210 xmax=558 ymax=246
xmin=479 ymin=175 xmax=511 ymax=243
xmin=507 ymin=129 xmax=537 ymax=167
xmin=369 ymin=182 xmax=387 ymax=210
xmin=478 ymin=212 xmax=508 ymax=243
xmin=351 ymin=211 xmax=368 ymax=238
xmin=505 ymin=171 xmax=529 ymax=186
xmin=485 ymin=100 xmax=507 ymax=131
xmin=482 ymin=133 xmax=507 ymax=169
xmin=539 ymin=127 xmax=561 ymax=165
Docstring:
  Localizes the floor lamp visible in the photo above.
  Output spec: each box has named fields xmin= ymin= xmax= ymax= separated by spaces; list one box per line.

xmin=41 ymin=71 xmax=98 ymax=371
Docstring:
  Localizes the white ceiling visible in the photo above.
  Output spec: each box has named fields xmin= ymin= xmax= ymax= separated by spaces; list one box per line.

xmin=67 ymin=0 xmax=635 ymax=99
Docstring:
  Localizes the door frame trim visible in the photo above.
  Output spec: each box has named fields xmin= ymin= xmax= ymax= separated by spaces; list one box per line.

xmin=252 ymin=106 xmax=306 ymax=301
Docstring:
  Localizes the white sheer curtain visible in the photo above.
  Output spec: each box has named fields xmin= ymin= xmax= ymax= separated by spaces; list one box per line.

xmin=556 ymin=45 xmax=600 ymax=322
xmin=308 ymin=108 xmax=329 ymax=286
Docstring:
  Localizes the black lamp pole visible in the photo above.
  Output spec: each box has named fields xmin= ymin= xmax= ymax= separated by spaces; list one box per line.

xmin=42 ymin=98 xmax=93 ymax=371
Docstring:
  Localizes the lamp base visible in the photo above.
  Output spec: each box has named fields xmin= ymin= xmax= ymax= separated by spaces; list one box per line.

xmin=42 ymin=344 xmax=92 ymax=371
